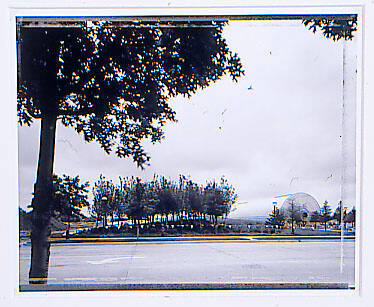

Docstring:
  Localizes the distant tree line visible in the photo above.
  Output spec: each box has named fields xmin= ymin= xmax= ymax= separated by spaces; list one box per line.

xmin=90 ymin=174 xmax=238 ymax=230
xmin=23 ymin=173 xmax=357 ymax=236
xmin=23 ymin=173 xmax=238 ymax=233
xmin=266 ymin=200 xmax=356 ymax=233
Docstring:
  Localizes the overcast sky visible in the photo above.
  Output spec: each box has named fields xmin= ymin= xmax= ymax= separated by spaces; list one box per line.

xmin=17 ymin=19 xmax=358 ymax=217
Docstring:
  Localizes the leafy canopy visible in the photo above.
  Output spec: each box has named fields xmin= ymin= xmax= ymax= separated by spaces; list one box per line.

xmin=52 ymin=174 xmax=90 ymax=218
xmin=303 ymin=15 xmax=357 ymax=41
xmin=90 ymin=174 xmax=237 ymax=223
xmin=17 ymin=20 xmax=244 ymax=167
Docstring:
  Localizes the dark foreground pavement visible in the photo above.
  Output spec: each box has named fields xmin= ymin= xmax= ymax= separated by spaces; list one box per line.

xmin=21 ymin=282 xmax=352 ymax=291
xmin=19 ymin=239 xmax=355 ymax=291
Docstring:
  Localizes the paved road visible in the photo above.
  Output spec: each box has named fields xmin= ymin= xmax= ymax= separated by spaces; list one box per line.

xmin=19 ymin=240 xmax=355 ymax=286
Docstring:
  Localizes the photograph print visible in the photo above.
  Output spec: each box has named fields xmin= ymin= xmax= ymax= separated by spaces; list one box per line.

xmin=17 ymin=13 xmax=359 ymax=291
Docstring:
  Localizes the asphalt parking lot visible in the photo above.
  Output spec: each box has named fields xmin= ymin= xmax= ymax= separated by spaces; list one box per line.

xmin=19 ymin=239 xmax=355 ymax=289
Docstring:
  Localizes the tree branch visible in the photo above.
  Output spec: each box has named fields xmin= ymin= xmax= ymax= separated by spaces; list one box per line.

xmin=58 ymin=107 xmax=95 ymax=116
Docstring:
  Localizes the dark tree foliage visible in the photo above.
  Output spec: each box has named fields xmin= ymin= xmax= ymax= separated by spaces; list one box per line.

xmin=344 ymin=207 xmax=356 ymax=225
xmin=92 ymin=175 xmax=117 ymax=227
xmin=52 ymin=174 xmax=89 ymax=236
xmin=184 ymin=180 xmax=203 ymax=214
xmin=52 ymin=174 xmax=89 ymax=218
xmin=333 ymin=205 xmax=347 ymax=225
xmin=266 ymin=205 xmax=285 ymax=229
xmin=320 ymin=201 xmax=333 ymax=231
xmin=203 ymin=178 xmax=236 ymax=226
xmin=303 ymin=15 xmax=357 ymax=41
xmin=125 ymin=177 xmax=157 ymax=223
xmin=19 ymin=208 xmax=32 ymax=231
xmin=18 ymin=20 xmax=244 ymax=166
xmin=310 ymin=210 xmax=322 ymax=227
xmin=90 ymin=174 xmax=237 ymax=228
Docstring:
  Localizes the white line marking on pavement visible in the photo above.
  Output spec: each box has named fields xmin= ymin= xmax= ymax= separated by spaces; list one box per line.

xmin=96 ymin=277 xmax=118 ymax=282
xmin=64 ymin=277 xmax=124 ymax=282
xmin=87 ymin=256 xmax=144 ymax=265
xmin=120 ymin=277 xmax=145 ymax=281
xmin=64 ymin=277 xmax=98 ymax=281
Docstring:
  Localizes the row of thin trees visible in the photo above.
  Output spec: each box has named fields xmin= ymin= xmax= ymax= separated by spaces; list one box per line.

xmin=90 ymin=174 xmax=238 ymax=229
xmin=266 ymin=201 xmax=356 ymax=234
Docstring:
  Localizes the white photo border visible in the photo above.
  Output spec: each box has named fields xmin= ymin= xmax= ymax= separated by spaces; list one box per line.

xmin=2 ymin=1 xmax=373 ymax=306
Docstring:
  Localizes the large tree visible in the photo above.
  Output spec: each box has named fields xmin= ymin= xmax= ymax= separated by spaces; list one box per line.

xmin=17 ymin=19 xmax=243 ymax=283
xmin=202 ymin=178 xmax=237 ymax=228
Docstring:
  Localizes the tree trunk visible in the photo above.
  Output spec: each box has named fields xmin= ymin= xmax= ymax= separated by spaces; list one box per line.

xmin=29 ymin=115 xmax=57 ymax=284
xmin=214 ymin=216 xmax=218 ymax=234
xmin=66 ymin=214 xmax=70 ymax=240
xmin=291 ymin=219 xmax=294 ymax=235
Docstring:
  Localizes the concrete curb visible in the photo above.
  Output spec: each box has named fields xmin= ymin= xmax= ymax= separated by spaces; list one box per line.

xmin=19 ymin=282 xmax=352 ymax=291
xmin=49 ymin=236 xmax=253 ymax=244
xmin=19 ymin=235 xmax=355 ymax=245
xmin=53 ymin=235 xmax=355 ymax=244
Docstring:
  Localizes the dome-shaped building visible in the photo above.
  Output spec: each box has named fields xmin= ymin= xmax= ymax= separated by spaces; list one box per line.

xmin=280 ymin=192 xmax=320 ymax=222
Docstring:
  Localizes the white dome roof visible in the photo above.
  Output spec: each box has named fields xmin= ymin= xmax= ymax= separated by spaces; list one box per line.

xmin=280 ymin=193 xmax=320 ymax=221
